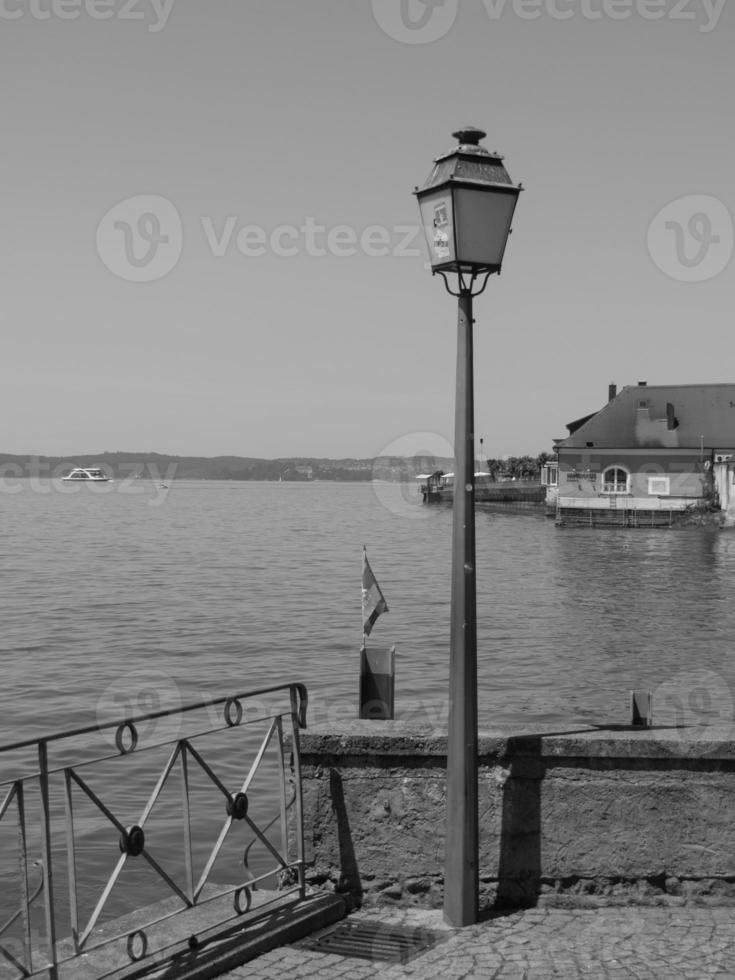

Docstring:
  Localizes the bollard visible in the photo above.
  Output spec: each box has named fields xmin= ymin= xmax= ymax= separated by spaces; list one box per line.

xmin=630 ymin=690 xmax=653 ymax=727
xmin=359 ymin=646 xmax=395 ymax=720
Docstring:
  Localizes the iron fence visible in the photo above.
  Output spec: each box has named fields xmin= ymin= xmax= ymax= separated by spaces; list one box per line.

xmin=0 ymin=682 xmax=308 ymax=979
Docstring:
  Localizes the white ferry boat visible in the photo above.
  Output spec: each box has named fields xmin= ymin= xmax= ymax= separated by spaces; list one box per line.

xmin=61 ymin=467 xmax=110 ymax=482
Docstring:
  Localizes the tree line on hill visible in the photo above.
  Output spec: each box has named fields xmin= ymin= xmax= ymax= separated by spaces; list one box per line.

xmin=0 ymin=451 xmax=553 ymax=482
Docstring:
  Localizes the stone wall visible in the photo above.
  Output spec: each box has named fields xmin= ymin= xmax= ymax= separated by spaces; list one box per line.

xmin=295 ymin=722 xmax=735 ymax=909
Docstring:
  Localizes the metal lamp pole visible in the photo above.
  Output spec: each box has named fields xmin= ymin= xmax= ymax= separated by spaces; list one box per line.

xmin=414 ymin=126 xmax=521 ymax=928
xmin=442 ymin=273 xmax=489 ymax=927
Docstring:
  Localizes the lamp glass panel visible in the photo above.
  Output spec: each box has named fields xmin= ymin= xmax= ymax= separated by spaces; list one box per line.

xmin=418 ymin=190 xmax=456 ymax=270
xmin=453 ymin=186 xmax=518 ymax=268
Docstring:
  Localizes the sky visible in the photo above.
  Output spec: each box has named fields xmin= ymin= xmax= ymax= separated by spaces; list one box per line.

xmin=2 ymin=0 xmax=734 ymax=460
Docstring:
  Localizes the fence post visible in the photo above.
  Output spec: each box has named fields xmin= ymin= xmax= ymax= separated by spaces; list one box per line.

xmin=38 ymin=741 xmax=58 ymax=980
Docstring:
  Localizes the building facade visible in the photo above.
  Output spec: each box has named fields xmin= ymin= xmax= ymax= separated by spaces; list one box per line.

xmin=554 ymin=383 xmax=735 ymax=526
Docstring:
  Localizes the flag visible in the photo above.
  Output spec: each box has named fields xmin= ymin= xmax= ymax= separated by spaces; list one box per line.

xmin=362 ymin=546 xmax=388 ymax=638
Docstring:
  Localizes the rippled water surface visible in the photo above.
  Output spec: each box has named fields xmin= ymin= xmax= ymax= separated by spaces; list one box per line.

xmin=2 ymin=478 xmax=735 ymax=934
xmin=2 ymin=478 xmax=735 ymax=737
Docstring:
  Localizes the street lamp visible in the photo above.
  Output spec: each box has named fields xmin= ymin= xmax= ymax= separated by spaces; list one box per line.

xmin=414 ymin=127 xmax=521 ymax=927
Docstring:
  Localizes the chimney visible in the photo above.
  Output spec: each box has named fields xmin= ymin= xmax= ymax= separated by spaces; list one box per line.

xmin=608 ymin=383 xmax=617 ymax=402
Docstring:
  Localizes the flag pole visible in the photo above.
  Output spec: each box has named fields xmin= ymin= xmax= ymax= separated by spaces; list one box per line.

xmin=361 ymin=544 xmax=366 ymax=651
xmin=359 ymin=545 xmax=393 ymax=720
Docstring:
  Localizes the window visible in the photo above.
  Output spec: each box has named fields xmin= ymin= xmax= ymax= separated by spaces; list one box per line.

xmin=602 ymin=467 xmax=629 ymax=494
xmin=648 ymin=476 xmax=670 ymax=496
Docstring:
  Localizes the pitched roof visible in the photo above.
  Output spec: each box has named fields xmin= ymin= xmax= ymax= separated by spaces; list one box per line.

xmin=559 ymin=384 xmax=735 ymax=450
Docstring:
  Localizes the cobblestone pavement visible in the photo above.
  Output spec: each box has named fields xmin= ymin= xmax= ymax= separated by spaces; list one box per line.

xmin=218 ymin=903 xmax=735 ymax=979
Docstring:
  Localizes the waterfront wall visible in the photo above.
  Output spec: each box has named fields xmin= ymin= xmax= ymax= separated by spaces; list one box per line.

xmin=296 ymin=722 xmax=735 ymax=909
xmin=475 ymin=482 xmax=546 ymax=506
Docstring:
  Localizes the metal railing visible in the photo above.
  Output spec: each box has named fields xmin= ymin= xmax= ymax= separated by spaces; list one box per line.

xmin=0 ymin=682 xmax=308 ymax=979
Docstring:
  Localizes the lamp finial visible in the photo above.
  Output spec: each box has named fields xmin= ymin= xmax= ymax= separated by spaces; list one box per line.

xmin=452 ymin=126 xmax=486 ymax=146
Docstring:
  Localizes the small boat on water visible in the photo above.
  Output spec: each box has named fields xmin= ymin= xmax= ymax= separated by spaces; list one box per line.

xmin=62 ymin=467 xmax=110 ymax=482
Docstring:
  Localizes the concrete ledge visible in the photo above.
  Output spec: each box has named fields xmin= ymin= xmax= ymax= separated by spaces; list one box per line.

xmin=302 ymin=722 xmax=735 ymax=758
xmin=295 ymin=722 xmax=735 ymax=909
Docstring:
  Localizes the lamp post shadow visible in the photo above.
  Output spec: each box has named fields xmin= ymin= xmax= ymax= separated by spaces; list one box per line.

xmin=329 ymin=768 xmax=364 ymax=911
xmin=487 ymin=724 xmax=658 ymax=912
xmin=491 ymin=735 xmax=544 ymax=911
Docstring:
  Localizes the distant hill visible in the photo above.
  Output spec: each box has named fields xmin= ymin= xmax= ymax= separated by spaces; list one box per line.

xmin=0 ymin=453 xmax=456 ymax=483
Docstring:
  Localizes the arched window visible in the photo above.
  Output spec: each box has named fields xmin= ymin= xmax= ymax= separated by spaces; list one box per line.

xmin=602 ymin=467 xmax=629 ymax=494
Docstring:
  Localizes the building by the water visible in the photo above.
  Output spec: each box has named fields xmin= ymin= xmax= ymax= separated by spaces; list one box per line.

xmin=550 ymin=382 xmax=735 ymax=527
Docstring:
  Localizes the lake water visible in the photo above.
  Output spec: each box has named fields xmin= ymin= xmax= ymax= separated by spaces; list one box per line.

xmin=2 ymin=478 xmax=735 ymax=945
xmin=2 ymin=477 xmax=735 ymax=740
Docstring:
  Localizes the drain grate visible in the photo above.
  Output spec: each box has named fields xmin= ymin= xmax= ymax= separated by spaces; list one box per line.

xmin=296 ymin=919 xmax=440 ymax=963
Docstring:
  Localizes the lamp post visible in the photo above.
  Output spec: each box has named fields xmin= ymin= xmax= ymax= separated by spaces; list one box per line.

xmin=415 ymin=127 xmax=521 ymax=927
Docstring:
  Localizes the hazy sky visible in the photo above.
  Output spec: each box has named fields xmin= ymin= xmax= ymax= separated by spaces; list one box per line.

xmin=2 ymin=0 xmax=733 ymax=459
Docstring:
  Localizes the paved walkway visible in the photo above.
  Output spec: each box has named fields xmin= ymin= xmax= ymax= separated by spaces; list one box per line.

xmin=216 ymin=902 xmax=735 ymax=979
